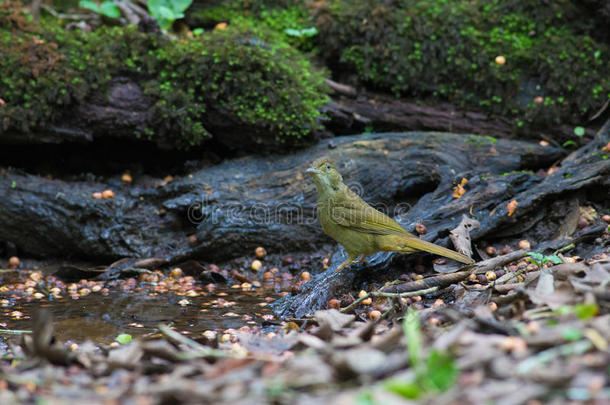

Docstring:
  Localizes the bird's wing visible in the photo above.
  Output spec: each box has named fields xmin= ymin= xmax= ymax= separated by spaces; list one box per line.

xmin=328 ymin=188 xmax=412 ymax=236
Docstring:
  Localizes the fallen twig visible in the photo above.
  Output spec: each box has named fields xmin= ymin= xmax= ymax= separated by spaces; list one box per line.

xmin=340 ymin=286 xmax=439 ymax=313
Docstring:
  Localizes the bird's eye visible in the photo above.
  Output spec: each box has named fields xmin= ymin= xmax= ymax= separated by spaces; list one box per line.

xmin=326 ymin=164 xmax=331 ymax=170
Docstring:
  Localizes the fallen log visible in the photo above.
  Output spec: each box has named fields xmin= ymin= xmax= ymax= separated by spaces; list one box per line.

xmin=1 ymin=131 xmax=562 ymax=262
xmin=271 ymin=121 xmax=610 ymax=317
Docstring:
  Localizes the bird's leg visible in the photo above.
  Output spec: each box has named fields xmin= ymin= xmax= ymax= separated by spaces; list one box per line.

xmin=334 ymin=253 xmax=358 ymax=272
xmin=354 ymin=255 xmax=369 ymax=264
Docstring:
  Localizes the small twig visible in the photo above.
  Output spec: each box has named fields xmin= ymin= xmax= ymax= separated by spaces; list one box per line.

xmin=41 ymin=4 xmax=92 ymax=20
xmin=517 ymin=340 xmax=593 ymax=374
xmin=324 ymin=78 xmax=357 ymax=97
xmin=157 ymin=324 xmax=228 ymax=358
xmin=554 ymin=243 xmax=575 ymax=255
xmin=471 ymin=250 xmax=528 ymax=274
xmin=493 ymin=290 xmax=526 ymax=306
xmin=0 ymin=329 xmax=32 ymax=335
xmin=340 ymin=286 xmax=439 ymax=313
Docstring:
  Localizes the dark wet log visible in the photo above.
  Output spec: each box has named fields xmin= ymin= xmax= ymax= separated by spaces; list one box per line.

xmin=272 ymin=122 xmax=610 ymax=317
xmin=323 ymin=90 xmax=597 ymax=144
xmin=0 ymin=131 xmax=561 ymax=263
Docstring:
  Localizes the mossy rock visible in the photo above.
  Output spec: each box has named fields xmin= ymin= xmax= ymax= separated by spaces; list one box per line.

xmin=189 ymin=0 xmax=318 ymax=52
xmin=0 ymin=2 xmax=329 ymax=150
xmin=312 ymin=0 xmax=610 ymax=133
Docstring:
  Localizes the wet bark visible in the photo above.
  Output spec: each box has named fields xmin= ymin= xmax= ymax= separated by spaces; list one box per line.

xmin=271 ymin=122 xmax=610 ymax=317
xmin=1 ymin=130 xmax=563 ymax=262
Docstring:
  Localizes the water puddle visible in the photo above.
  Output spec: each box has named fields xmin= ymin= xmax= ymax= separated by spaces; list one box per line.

xmin=0 ymin=270 xmax=281 ymax=346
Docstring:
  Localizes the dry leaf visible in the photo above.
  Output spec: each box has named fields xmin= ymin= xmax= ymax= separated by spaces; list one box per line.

xmin=453 ymin=178 xmax=468 ymax=198
xmin=507 ymin=200 xmax=518 ymax=216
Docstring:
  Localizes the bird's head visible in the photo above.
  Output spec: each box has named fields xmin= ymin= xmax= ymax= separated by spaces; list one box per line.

xmin=307 ymin=157 xmax=343 ymax=192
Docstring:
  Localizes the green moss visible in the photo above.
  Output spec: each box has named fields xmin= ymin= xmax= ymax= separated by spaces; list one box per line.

xmin=314 ymin=0 xmax=610 ymax=133
xmin=190 ymin=0 xmax=317 ymax=52
xmin=0 ymin=2 xmax=328 ymax=149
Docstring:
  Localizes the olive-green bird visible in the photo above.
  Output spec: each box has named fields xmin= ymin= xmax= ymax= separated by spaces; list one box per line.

xmin=307 ymin=157 xmax=474 ymax=271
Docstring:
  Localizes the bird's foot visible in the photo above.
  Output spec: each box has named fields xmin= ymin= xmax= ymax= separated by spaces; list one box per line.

xmin=334 ymin=258 xmax=354 ymax=272
xmin=354 ymin=255 xmax=369 ymax=265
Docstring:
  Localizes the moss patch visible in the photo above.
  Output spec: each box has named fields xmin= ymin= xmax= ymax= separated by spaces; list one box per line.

xmin=313 ymin=0 xmax=610 ymax=133
xmin=0 ymin=2 xmax=328 ymax=149
xmin=190 ymin=0 xmax=318 ymax=52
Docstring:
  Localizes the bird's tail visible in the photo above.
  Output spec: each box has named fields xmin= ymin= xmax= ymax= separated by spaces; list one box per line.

xmin=379 ymin=234 xmax=475 ymax=264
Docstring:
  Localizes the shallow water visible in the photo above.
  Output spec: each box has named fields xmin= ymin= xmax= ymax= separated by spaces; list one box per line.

xmin=0 ymin=285 xmax=278 ymax=345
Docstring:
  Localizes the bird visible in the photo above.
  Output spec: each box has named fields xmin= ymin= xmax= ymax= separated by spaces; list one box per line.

xmin=307 ymin=157 xmax=474 ymax=271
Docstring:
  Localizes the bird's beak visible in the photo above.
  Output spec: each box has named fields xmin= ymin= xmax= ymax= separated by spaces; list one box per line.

xmin=307 ymin=167 xmax=322 ymax=174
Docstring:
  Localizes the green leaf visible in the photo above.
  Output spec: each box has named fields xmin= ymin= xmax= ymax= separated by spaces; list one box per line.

xmin=562 ymin=327 xmax=583 ymax=341
xmin=573 ymin=303 xmax=599 ymax=319
xmin=527 ymin=252 xmax=544 ymax=261
xmin=115 ymin=333 xmax=132 ymax=344
xmin=573 ymin=126 xmax=585 ymax=137
xmin=547 ymin=255 xmax=563 ymax=264
xmin=192 ymin=28 xmax=204 ymax=36
xmin=384 ymin=380 xmax=421 ymax=399
xmin=100 ymin=1 xmax=120 ymax=18
xmin=170 ymin=0 xmax=193 ymax=13
xmin=157 ymin=6 xmax=176 ymax=20
xmin=284 ymin=28 xmax=301 ymax=37
xmin=79 ymin=0 xmax=100 ymax=13
xmin=11 ymin=181 xmax=16 ymax=188
xmin=425 ymin=350 xmax=459 ymax=391
xmin=404 ymin=309 xmax=422 ymax=373
xmin=562 ymin=140 xmax=576 ymax=147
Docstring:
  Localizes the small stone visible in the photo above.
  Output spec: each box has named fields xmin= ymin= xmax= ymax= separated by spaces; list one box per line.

xmin=428 ymin=317 xmax=441 ymax=326
xmin=121 ymin=173 xmax=133 ymax=183
xmin=577 ymin=217 xmax=588 ymax=229
xmin=92 ymin=192 xmax=103 ymax=200
xmin=485 ymin=271 xmax=497 ymax=281
xmin=188 ymin=234 xmax=198 ymax=247
xmin=328 ymin=298 xmax=340 ymax=310
xmin=602 ymin=214 xmax=610 ymax=223
xmin=202 ymin=330 xmax=217 ymax=340
xmin=526 ymin=263 xmax=539 ymax=272
xmin=488 ymin=302 xmax=498 ymax=311
xmin=102 ymin=189 xmax=114 ymax=199
xmin=534 ymin=96 xmax=544 ymax=104
xmin=526 ymin=321 xmax=540 ymax=334
xmin=369 ymin=310 xmax=382 ymax=321
xmin=501 ymin=336 xmax=527 ymax=353
xmin=251 ymin=260 xmax=262 ymax=271
xmin=362 ymin=297 xmax=372 ymax=306
xmin=300 ymin=271 xmax=311 ymax=281
xmin=500 ymin=245 xmax=513 ymax=255
xmin=485 ymin=246 xmax=497 ymax=256
xmin=415 ymin=223 xmax=427 ymax=235
xmin=358 ymin=290 xmax=367 ymax=298
xmin=518 ymin=240 xmax=531 ymax=250
xmin=8 ymin=256 xmax=20 ymax=269
xmin=495 ymin=55 xmax=506 ymax=65
xmin=215 ymin=22 xmax=228 ymax=30
xmin=255 ymin=246 xmax=267 ymax=259
xmin=282 ymin=256 xmax=295 ymax=266
xmin=263 ymin=271 xmax=274 ymax=280
xmin=170 ymin=268 xmax=183 ymax=278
